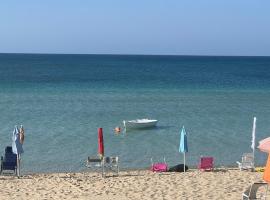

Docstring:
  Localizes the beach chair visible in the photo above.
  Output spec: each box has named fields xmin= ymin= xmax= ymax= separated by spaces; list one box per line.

xmin=86 ymin=156 xmax=103 ymax=173
xmin=150 ymin=157 xmax=168 ymax=172
xmin=242 ymin=182 xmax=268 ymax=200
xmin=0 ymin=146 xmax=17 ymax=175
xmin=198 ymin=156 xmax=214 ymax=171
xmin=86 ymin=156 xmax=103 ymax=167
xmin=102 ymin=156 xmax=119 ymax=177
xmin=237 ymin=153 xmax=254 ymax=171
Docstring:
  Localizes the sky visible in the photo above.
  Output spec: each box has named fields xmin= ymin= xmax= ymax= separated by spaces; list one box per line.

xmin=0 ymin=1 xmax=270 ymax=56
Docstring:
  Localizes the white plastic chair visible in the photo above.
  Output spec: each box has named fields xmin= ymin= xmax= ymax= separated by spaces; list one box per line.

xmin=86 ymin=156 xmax=104 ymax=175
xmin=102 ymin=156 xmax=119 ymax=177
xmin=237 ymin=153 xmax=254 ymax=171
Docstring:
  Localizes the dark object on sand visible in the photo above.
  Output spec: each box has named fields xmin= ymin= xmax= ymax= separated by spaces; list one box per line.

xmin=168 ymin=164 xmax=188 ymax=172
xmin=0 ymin=146 xmax=17 ymax=175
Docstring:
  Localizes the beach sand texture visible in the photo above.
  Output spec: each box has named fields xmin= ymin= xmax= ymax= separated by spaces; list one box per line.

xmin=0 ymin=169 xmax=267 ymax=200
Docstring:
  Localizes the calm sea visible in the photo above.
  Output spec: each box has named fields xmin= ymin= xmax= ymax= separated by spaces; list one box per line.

xmin=0 ymin=53 xmax=270 ymax=173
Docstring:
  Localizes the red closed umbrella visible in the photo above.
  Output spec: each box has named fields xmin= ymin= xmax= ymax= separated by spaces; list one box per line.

xmin=98 ymin=128 xmax=104 ymax=157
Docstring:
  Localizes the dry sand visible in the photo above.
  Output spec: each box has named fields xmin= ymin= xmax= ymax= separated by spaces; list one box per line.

xmin=0 ymin=169 xmax=267 ymax=200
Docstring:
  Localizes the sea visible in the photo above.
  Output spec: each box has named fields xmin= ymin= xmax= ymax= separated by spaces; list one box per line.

xmin=0 ymin=53 xmax=270 ymax=173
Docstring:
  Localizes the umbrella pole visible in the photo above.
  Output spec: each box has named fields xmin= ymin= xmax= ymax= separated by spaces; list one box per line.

xmin=17 ymin=154 xmax=20 ymax=177
xmin=253 ymin=147 xmax=255 ymax=169
xmin=252 ymin=117 xmax=256 ymax=169
xmin=184 ymin=153 xmax=185 ymax=172
xmin=123 ymin=121 xmax=126 ymax=134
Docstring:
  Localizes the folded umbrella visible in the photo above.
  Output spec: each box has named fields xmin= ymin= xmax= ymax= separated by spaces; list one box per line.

xmin=12 ymin=125 xmax=24 ymax=176
xmin=179 ymin=126 xmax=188 ymax=172
xmin=98 ymin=128 xmax=104 ymax=158
xmin=12 ymin=126 xmax=24 ymax=155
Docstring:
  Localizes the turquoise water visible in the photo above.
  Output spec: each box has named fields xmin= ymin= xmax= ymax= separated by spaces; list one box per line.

xmin=0 ymin=54 xmax=270 ymax=173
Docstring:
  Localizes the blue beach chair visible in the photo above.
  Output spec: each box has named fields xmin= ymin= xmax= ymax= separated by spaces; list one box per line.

xmin=0 ymin=146 xmax=17 ymax=175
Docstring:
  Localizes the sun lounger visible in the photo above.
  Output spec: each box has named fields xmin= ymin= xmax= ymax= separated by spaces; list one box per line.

xmin=0 ymin=146 xmax=18 ymax=175
xmin=242 ymin=182 xmax=268 ymax=200
xmin=198 ymin=156 xmax=214 ymax=171
xmin=237 ymin=153 xmax=254 ymax=171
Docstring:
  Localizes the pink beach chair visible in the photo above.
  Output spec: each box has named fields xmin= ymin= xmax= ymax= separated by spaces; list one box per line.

xmin=150 ymin=157 xmax=168 ymax=172
xmin=198 ymin=156 xmax=214 ymax=171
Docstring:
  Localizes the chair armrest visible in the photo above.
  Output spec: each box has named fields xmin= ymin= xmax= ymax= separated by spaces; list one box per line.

xmin=236 ymin=161 xmax=242 ymax=167
xmin=242 ymin=193 xmax=249 ymax=198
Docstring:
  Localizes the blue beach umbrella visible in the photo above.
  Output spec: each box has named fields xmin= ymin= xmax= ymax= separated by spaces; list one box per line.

xmin=179 ymin=126 xmax=188 ymax=172
xmin=12 ymin=125 xmax=24 ymax=176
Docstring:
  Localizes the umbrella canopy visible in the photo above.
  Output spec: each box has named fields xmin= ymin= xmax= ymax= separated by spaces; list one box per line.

xmin=179 ymin=126 xmax=188 ymax=153
xmin=98 ymin=128 xmax=104 ymax=157
xmin=263 ymin=153 xmax=270 ymax=183
xmin=257 ymin=137 xmax=270 ymax=153
xmin=12 ymin=126 xmax=24 ymax=155
xmin=258 ymin=137 xmax=270 ymax=183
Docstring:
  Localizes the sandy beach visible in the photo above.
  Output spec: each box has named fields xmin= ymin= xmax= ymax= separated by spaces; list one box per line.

xmin=0 ymin=169 xmax=267 ymax=200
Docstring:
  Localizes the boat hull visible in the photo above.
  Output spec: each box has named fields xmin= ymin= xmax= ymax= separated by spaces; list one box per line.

xmin=123 ymin=119 xmax=158 ymax=130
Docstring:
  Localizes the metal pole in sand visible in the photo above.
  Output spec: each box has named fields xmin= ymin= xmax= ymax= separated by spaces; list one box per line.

xmin=184 ymin=153 xmax=185 ymax=172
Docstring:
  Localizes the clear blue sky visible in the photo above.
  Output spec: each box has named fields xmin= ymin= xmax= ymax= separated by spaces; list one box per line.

xmin=1 ymin=1 xmax=270 ymax=56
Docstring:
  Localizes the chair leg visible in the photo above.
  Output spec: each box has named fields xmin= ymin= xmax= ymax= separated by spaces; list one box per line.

xmin=264 ymin=185 xmax=268 ymax=200
xmin=102 ymin=161 xmax=105 ymax=178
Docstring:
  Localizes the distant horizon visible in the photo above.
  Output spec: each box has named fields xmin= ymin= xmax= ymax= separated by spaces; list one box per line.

xmin=0 ymin=52 xmax=270 ymax=57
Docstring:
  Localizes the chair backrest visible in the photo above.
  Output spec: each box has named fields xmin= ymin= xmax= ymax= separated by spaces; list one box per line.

xmin=110 ymin=157 xmax=118 ymax=165
xmin=4 ymin=153 xmax=17 ymax=164
xmin=4 ymin=146 xmax=17 ymax=164
xmin=198 ymin=157 xmax=214 ymax=171
xmin=242 ymin=153 xmax=254 ymax=163
xmin=104 ymin=157 xmax=119 ymax=166
xmin=5 ymin=146 xmax=13 ymax=154
xmin=86 ymin=156 xmax=103 ymax=168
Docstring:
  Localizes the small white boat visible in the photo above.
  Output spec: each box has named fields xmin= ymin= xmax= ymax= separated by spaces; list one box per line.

xmin=123 ymin=119 xmax=158 ymax=130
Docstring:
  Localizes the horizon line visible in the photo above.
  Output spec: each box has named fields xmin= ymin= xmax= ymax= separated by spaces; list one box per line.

xmin=0 ymin=52 xmax=270 ymax=57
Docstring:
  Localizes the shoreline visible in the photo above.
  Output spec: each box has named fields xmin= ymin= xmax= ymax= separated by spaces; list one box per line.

xmin=0 ymin=168 xmax=267 ymax=200
xmin=19 ymin=164 xmax=264 ymax=175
